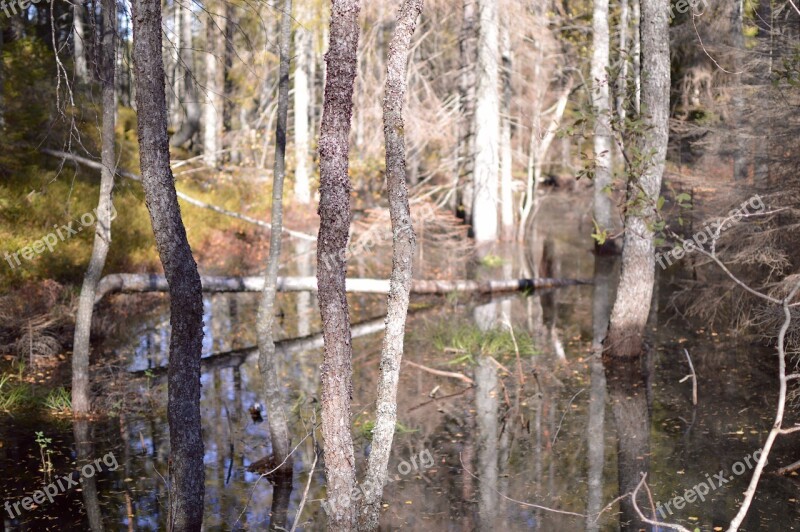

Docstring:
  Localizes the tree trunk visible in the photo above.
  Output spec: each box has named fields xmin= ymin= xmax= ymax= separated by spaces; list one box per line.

xmin=455 ymin=0 xmax=477 ymax=217
xmin=471 ymin=0 xmax=499 ymax=242
xmin=73 ymin=4 xmax=88 ymax=83
xmin=0 ymin=27 xmax=5 ymax=130
xmin=499 ymin=19 xmax=513 ymax=241
xmin=632 ymin=0 xmax=641 ymax=114
xmin=131 ymin=0 xmax=205 ymax=527
xmin=257 ymin=0 xmax=293 ymax=482
xmin=357 ymin=1 xmax=423 ymax=528
xmin=293 ymin=0 xmax=313 ymax=204
xmin=317 ymin=1 xmax=361 ymax=530
xmin=203 ymin=3 xmax=224 ymax=167
xmin=591 ymin=0 xmax=613 ymax=241
xmin=170 ymin=0 xmax=201 ymax=147
xmin=72 ymin=0 xmax=117 ymax=416
xmin=603 ymin=0 xmax=669 ymax=360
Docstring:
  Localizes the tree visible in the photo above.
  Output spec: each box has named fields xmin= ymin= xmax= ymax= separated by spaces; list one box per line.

xmin=203 ymin=2 xmax=225 ymax=167
xmin=455 ymin=0 xmax=477 ymax=217
xmin=471 ymin=0 xmax=499 ymax=242
xmin=603 ymin=0 xmax=669 ymax=359
xmin=293 ymin=0 xmax=314 ymax=204
xmin=131 ymin=0 xmax=206 ymax=527
xmin=71 ymin=0 xmax=117 ymax=416
xmin=591 ymin=0 xmax=613 ymax=246
xmin=256 ymin=0 xmax=293 ymax=484
xmin=73 ymin=4 xmax=88 ymax=83
xmin=357 ymin=1 xmax=423 ymax=528
xmin=499 ymin=14 xmax=513 ymax=241
xmin=316 ymin=0 xmax=361 ymax=529
xmin=170 ymin=0 xmax=201 ymax=147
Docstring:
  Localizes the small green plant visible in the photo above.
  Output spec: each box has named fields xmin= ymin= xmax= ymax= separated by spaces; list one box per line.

xmin=358 ymin=420 xmax=418 ymax=441
xmin=34 ymin=431 xmax=54 ymax=478
xmin=0 ymin=373 xmax=29 ymax=413
xmin=479 ymin=254 xmax=504 ymax=268
xmin=431 ymin=322 xmax=539 ymax=364
xmin=44 ymin=387 xmax=72 ymax=416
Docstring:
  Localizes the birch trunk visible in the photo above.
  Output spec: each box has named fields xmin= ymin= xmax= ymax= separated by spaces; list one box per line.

xmin=471 ymin=0 xmax=499 ymax=242
xmin=455 ymin=0 xmax=477 ymax=217
xmin=603 ymin=0 xmax=669 ymax=360
xmin=203 ymin=4 xmax=224 ymax=167
xmin=170 ymin=0 xmax=201 ymax=147
xmin=73 ymin=4 xmax=88 ymax=83
xmin=131 ymin=0 xmax=206 ymax=526
xmin=591 ymin=0 xmax=613 ymax=238
xmin=257 ymin=0 xmax=293 ymax=480
xmin=317 ymin=1 xmax=361 ymax=529
xmin=71 ymin=0 xmax=116 ymax=416
xmin=293 ymin=0 xmax=313 ymax=204
xmin=499 ymin=20 xmax=513 ymax=241
xmin=357 ymin=1 xmax=423 ymax=528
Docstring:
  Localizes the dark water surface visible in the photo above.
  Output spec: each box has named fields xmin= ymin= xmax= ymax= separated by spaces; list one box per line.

xmin=2 ymin=194 xmax=799 ymax=530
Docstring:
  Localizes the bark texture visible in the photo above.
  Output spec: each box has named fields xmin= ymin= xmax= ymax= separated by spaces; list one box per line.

xmin=257 ymin=0 xmax=293 ymax=481
xmin=131 ymin=0 xmax=206 ymax=527
xmin=317 ymin=1 xmax=361 ymax=529
xmin=293 ymin=0 xmax=314 ymax=204
xmin=357 ymin=1 xmax=423 ymax=528
xmin=471 ymin=0 xmax=499 ymax=242
xmin=603 ymin=0 xmax=669 ymax=359
xmin=72 ymin=0 xmax=117 ymax=416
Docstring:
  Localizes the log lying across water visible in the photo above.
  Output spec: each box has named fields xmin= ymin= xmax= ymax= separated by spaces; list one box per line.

xmin=95 ymin=273 xmax=589 ymax=303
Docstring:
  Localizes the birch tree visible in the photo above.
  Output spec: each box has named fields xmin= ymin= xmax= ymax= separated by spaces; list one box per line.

xmin=170 ymin=0 xmax=201 ymax=147
xmin=317 ymin=1 xmax=361 ymax=529
xmin=72 ymin=0 xmax=117 ymax=416
xmin=603 ymin=0 xmax=669 ymax=359
xmin=591 ymin=0 xmax=613 ymax=246
xmin=131 ymin=0 xmax=206 ymax=526
xmin=203 ymin=3 xmax=225 ymax=168
xmin=73 ymin=5 xmax=88 ymax=83
xmin=293 ymin=0 xmax=314 ymax=204
xmin=357 ymin=1 xmax=423 ymax=528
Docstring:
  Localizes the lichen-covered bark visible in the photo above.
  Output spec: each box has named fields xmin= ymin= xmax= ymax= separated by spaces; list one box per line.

xmin=257 ymin=0 xmax=293 ymax=481
xmin=72 ymin=0 xmax=117 ymax=416
xmin=357 ymin=1 xmax=423 ymax=529
xmin=131 ymin=0 xmax=205 ymax=527
xmin=603 ymin=0 xmax=669 ymax=359
xmin=317 ymin=1 xmax=361 ymax=530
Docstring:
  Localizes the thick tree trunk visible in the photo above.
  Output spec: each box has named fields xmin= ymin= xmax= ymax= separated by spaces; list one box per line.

xmin=603 ymin=0 xmax=669 ymax=360
xmin=317 ymin=1 xmax=361 ymax=530
xmin=257 ymin=0 xmax=293 ymax=482
xmin=471 ymin=0 xmax=499 ymax=242
xmin=94 ymin=273 xmax=588 ymax=301
xmin=73 ymin=4 xmax=88 ymax=83
xmin=293 ymin=0 xmax=313 ymax=204
xmin=591 ymin=0 xmax=613 ymax=240
xmin=72 ymin=0 xmax=117 ymax=416
xmin=499 ymin=20 xmax=514 ymax=241
xmin=357 ymin=1 xmax=423 ymax=528
xmin=131 ymin=0 xmax=205 ymax=527
xmin=203 ymin=3 xmax=224 ymax=167
xmin=455 ymin=0 xmax=477 ymax=217
xmin=170 ymin=0 xmax=201 ymax=147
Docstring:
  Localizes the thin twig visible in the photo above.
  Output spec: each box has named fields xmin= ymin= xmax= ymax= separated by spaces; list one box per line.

xmin=680 ymin=348 xmax=698 ymax=405
xmin=404 ymin=359 xmax=474 ymax=385
xmin=631 ymin=473 xmax=693 ymax=532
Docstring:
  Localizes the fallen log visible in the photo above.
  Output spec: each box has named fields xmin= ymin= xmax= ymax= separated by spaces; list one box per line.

xmin=95 ymin=273 xmax=590 ymax=303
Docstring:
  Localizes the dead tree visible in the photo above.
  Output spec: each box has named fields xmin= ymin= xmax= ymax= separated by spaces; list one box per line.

xmin=131 ymin=0 xmax=205 ymax=527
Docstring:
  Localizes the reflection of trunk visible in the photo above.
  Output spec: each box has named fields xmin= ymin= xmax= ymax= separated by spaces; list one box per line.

xmin=130 ymin=0 xmax=206 ymax=526
xmin=257 ymin=0 xmax=293 ymax=480
xmin=73 ymin=4 xmax=88 ymax=82
xmin=591 ymin=0 xmax=613 ymax=239
xmin=605 ymin=359 xmax=650 ymax=531
xmin=293 ymin=0 xmax=313 ymax=204
xmin=73 ymin=420 xmax=105 ymax=531
xmin=359 ymin=2 xmax=423 ymax=528
xmin=269 ymin=475 xmax=293 ymax=529
xmin=603 ymin=0 xmax=668 ymax=360
xmin=471 ymin=0 xmax=499 ymax=242
xmin=72 ymin=0 xmax=117 ymax=415
xmin=170 ymin=0 xmax=201 ymax=147
xmin=317 ymin=1 xmax=361 ymax=529
xmin=475 ymin=358 xmax=499 ymax=530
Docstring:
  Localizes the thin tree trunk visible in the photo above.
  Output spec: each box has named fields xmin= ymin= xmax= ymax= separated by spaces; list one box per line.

xmin=73 ymin=4 xmax=88 ymax=82
xmin=170 ymin=0 xmax=201 ymax=147
xmin=455 ymin=0 xmax=477 ymax=217
xmin=603 ymin=0 xmax=669 ymax=360
xmin=591 ymin=0 xmax=613 ymax=242
xmin=257 ymin=0 xmax=293 ymax=482
xmin=72 ymin=0 xmax=117 ymax=416
xmin=357 ymin=1 xmax=423 ymax=528
xmin=632 ymin=0 xmax=641 ymax=114
xmin=203 ymin=3 xmax=224 ymax=167
xmin=293 ymin=0 xmax=313 ymax=204
xmin=131 ymin=0 xmax=205 ymax=527
xmin=499 ymin=19 xmax=513 ymax=241
xmin=616 ymin=0 xmax=630 ymax=138
xmin=472 ymin=0 xmax=499 ymax=242
xmin=317 ymin=1 xmax=361 ymax=530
